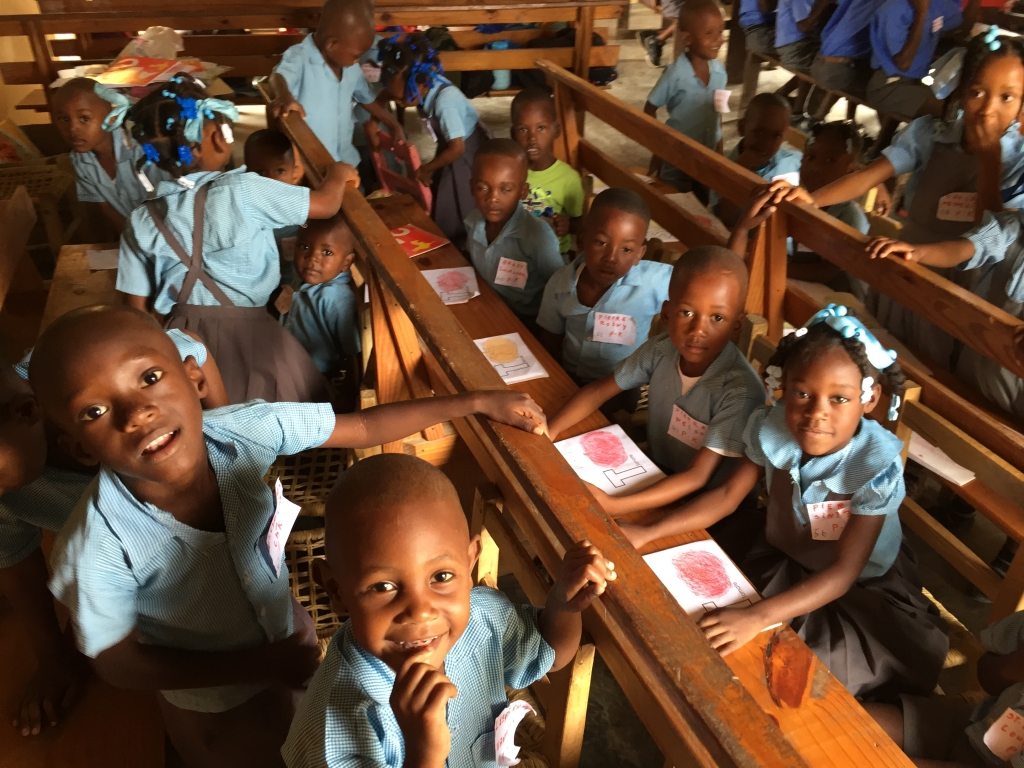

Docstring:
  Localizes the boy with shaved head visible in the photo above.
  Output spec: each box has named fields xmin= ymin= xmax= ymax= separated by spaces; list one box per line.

xmin=282 ymin=454 xmax=615 ymax=768
xmin=30 ymin=305 xmax=548 ymax=768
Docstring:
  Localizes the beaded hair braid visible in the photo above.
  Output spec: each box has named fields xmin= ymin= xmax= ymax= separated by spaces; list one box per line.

xmin=378 ymin=31 xmax=449 ymax=104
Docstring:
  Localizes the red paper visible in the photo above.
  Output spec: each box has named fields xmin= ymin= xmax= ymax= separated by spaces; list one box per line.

xmin=390 ymin=224 xmax=449 ymax=258
xmin=95 ymin=57 xmax=185 ymax=87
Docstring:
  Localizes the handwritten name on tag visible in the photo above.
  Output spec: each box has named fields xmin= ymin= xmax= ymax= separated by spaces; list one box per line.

xmin=267 ymin=479 xmax=302 ymax=578
xmin=713 ymin=89 xmax=732 ymax=113
xmin=495 ymin=700 xmax=535 ymax=766
xmin=593 ymin=312 xmax=637 ymax=346
xmin=361 ymin=62 xmax=381 ymax=83
xmin=932 ymin=15 xmax=944 ymax=33
xmin=807 ymin=499 xmax=851 ymax=540
xmin=668 ymin=405 xmax=707 ymax=450
xmin=984 ymin=707 xmax=1024 ymax=760
xmin=936 ymin=192 xmax=976 ymax=222
xmin=494 ymin=257 xmax=529 ymax=289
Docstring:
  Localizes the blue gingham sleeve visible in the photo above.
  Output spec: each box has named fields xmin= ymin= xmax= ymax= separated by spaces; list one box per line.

xmin=535 ymin=268 xmax=569 ymax=335
xmin=235 ymin=174 xmax=311 ymax=230
xmin=849 ymin=457 xmax=905 ymax=517
xmin=980 ymin=610 xmax=1024 ymax=655
xmin=213 ymin=401 xmax=336 ymax=456
xmin=881 ymin=116 xmax=934 ymax=177
xmin=116 ymin=216 xmax=156 ymax=299
xmin=435 ymin=87 xmax=469 ymax=141
xmin=480 ymin=590 xmax=555 ymax=690
xmin=646 ymin=61 xmax=678 ymax=109
xmin=704 ymin=385 xmax=766 ymax=457
xmin=70 ymin=152 xmax=105 ymax=204
xmin=0 ymin=505 xmax=42 ymax=568
xmin=166 ymin=328 xmax=208 ymax=367
xmin=964 ymin=210 xmax=1023 ymax=271
xmin=613 ymin=335 xmax=663 ymax=390
xmin=742 ymin=405 xmax=772 ymax=467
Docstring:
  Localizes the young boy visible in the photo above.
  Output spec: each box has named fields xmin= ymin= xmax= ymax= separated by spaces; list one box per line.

xmin=740 ymin=0 xmax=777 ymax=58
xmin=810 ymin=0 xmax=885 ymax=104
xmin=30 ymin=305 xmax=547 ymax=768
xmin=773 ymin=0 xmax=822 ymax=116
xmin=281 ymin=453 xmax=615 ymax=767
xmin=244 ymin=129 xmax=304 ymax=185
xmin=510 ymin=88 xmax=585 ymax=258
xmin=270 ymin=0 xmax=402 ymax=168
xmin=547 ymin=246 xmax=766 ymax=524
xmin=536 ymin=188 xmax=672 ymax=385
xmin=465 ymin=139 xmax=564 ymax=323
xmin=644 ymin=0 xmax=727 ymax=203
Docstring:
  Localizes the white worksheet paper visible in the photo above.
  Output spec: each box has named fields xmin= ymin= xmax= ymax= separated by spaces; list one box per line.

xmin=554 ymin=424 xmax=666 ymax=496
xmin=473 ymin=333 xmax=549 ymax=385
xmin=87 ymin=248 xmax=120 ymax=271
xmin=643 ymin=539 xmax=762 ymax=618
xmin=420 ymin=266 xmax=480 ymax=305
xmin=908 ymin=431 xmax=975 ymax=486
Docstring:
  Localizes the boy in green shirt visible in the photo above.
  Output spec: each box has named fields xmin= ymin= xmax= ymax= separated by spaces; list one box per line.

xmin=511 ymin=88 xmax=585 ymax=258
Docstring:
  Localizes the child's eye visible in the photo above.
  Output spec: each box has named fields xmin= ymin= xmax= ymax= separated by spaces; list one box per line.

xmin=80 ymin=404 xmax=109 ymax=422
xmin=712 ymin=314 xmax=724 ymax=322
xmin=141 ymin=369 xmax=164 ymax=387
xmin=680 ymin=309 xmax=693 ymax=317
xmin=322 ymin=249 xmax=333 ymax=257
xmin=832 ymin=395 xmax=849 ymax=404
xmin=794 ymin=390 xmax=809 ymax=399
xmin=433 ymin=571 xmax=455 ymax=584
xmin=369 ymin=582 xmax=396 ymax=593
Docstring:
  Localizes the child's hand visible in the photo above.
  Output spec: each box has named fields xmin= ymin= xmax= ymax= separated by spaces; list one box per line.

xmin=765 ymin=180 xmax=815 ymax=206
xmin=699 ymin=605 xmax=766 ymax=656
xmin=866 ymin=237 xmax=919 ymax=261
xmin=416 ymin=166 xmax=435 ymax=187
xmin=14 ymin=657 xmax=83 ymax=736
xmin=550 ymin=213 xmax=571 ymax=237
xmin=390 ymin=652 xmax=457 ymax=768
xmin=583 ymin=482 xmax=623 ymax=516
xmin=272 ymin=96 xmax=305 ymax=120
xmin=477 ymin=391 xmax=548 ymax=436
xmin=546 ymin=540 xmax=617 ymax=614
xmin=616 ymin=520 xmax=656 ymax=550
xmin=965 ymin=112 xmax=1005 ymax=159
xmin=872 ymin=183 xmax=892 ymax=216
xmin=735 ymin=185 xmax=780 ymax=232
xmin=326 ymin=161 xmax=360 ymax=190
xmin=364 ymin=118 xmax=381 ymax=152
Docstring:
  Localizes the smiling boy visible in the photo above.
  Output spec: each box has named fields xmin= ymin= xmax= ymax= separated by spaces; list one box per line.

xmin=282 ymin=453 xmax=615 ymax=768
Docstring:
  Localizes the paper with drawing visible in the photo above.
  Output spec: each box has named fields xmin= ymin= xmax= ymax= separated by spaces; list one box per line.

xmin=474 ymin=333 xmax=549 ymax=385
xmin=421 ymin=267 xmax=480 ymax=305
xmin=555 ymin=424 xmax=665 ymax=496
xmin=644 ymin=539 xmax=762 ymax=618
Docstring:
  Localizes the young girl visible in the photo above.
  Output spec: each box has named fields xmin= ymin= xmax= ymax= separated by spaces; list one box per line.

xmin=116 ymin=74 xmax=359 ymax=404
xmin=53 ymin=78 xmax=169 ymax=233
xmin=621 ymin=305 xmax=948 ymax=699
xmin=376 ymin=32 xmax=492 ymax=242
xmin=771 ymin=30 xmax=1024 ymax=370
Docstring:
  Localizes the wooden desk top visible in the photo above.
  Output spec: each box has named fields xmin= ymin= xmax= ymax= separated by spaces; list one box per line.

xmin=39 ymin=243 xmax=119 ymax=334
xmin=369 ymin=194 xmax=913 ymax=768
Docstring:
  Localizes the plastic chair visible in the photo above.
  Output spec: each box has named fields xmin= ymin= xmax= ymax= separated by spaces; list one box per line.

xmin=370 ymin=129 xmax=433 ymax=213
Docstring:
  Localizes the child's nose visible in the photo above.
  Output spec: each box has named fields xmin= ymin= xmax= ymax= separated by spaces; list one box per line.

xmin=119 ymin=400 xmax=159 ymax=430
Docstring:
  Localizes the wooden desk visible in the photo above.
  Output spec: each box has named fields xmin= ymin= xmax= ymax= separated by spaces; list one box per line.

xmin=39 ymin=243 xmax=119 ymax=333
xmin=368 ymin=193 xmax=913 ymax=768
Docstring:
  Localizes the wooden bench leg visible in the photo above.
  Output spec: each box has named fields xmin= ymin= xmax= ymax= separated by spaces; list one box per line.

xmin=471 ymin=484 xmax=502 ymax=589
xmin=740 ymin=52 xmax=761 ymax=113
xmin=541 ymin=642 xmax=596 ymax=768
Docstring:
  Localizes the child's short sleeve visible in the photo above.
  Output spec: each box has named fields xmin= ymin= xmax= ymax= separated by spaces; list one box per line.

xmin=234 ymin=174 xmax=311 ymax=230
xmin=211 ymin=401 xmax=336 ymax=457
xmin=273 ymin=42 xmax=306 ymax=94
xmin=881 ymin=117 xmax=934 ymax=177
xmin=535 ymin=268 xmax=570 ymax=335
xmin=0 ymin=508 xmax=41 ymax=568
xmin=352 ymin=67 xmax=376 ymax=106
xmin=116 ymin=221 xmax=157 ymax=299
xmin=498 ymin=599 xmax=556 ymax=690
xmin=70 ymin=152 xmax=105 ymax=204
xmin=964 ymin=211 xmax=1023 ymax=272
xmin=165 ymin=328 xmax=208 ymax=367
xmin=742 ymin=405 xmax=771 ymax=467
xmin=849 ymin=457 xmax=905 ymax=517
xmin=435 ymin=88 xmax=471 ymax=141
xmin=703 ymin=384 xmax=766 ymax=458
xmin=647 ymin=62 xmax=678 ymax=109
xmin=613 ymin=336 xmax=663 ymax=390
xmin=560 ymin=166 xmax=585 ymax=219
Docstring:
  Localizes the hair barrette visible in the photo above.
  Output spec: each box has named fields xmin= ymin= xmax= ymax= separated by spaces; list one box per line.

xmin=141 ymin=143 xmax=161 ymax=164
xmin=92 ymin=82 xmax=131 ymax=132
xmin=764 ymin=365 xmax=783 ymax=401
xmin=177 ymin=145 xmax=193 ymax=166
xmin=860 ymin=376 xmax=875 ymax=404
xmin=984 ymin=24 xmax=1001 ymax=51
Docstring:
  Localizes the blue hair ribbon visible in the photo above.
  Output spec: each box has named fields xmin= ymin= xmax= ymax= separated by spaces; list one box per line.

xmin=984 ymin=24 xmax=1001 ymax=51
xmin=93 ymin=82 xmax=131 ymax=132
xmin=141 ymin=143 xmax=161 ymax=164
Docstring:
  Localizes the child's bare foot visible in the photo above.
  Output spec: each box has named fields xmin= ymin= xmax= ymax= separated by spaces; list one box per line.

xmin=13 ymin=654 xmax=85 ymax=736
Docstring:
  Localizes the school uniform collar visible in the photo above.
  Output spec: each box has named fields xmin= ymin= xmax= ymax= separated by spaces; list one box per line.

xmin=470 ymin=202 xmax=528 ymax=249
xmin=297 ymin=271 xmax=353 ymax=295
xmin=566 ymin=254 xmax=647 ymax=295
xmin=151 ymin=167 xmax=244 ymax=199
xmin=676 ymin=340 xmax=742 ymax=392
xmin=758 ymin=402 xmax=903 ymax=493
xmin=422 ymin=81 xmax=447 ymax=114
xmin=676 ymin=54 xmax=717 ymax=86
xmin=298 ymin=33 xmax=337 ymax=76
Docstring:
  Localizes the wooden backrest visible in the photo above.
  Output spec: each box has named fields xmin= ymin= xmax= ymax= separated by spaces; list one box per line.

xmin=0 ymin=186 xmax=38 ymax=314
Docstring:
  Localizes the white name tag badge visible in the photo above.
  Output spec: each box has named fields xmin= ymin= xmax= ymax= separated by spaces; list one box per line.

xmin=932 ymin=15 xmax=944 ymax=33
xmin=494 ymin=257 xmax=529 ymax=289
xmin=668 ymin=405 xmax=707 ymax=450
xmin=936 ymin=192 xmax=977 ymax=222
xmin=495 ymin=700 xmax=535 ymax=766
xmin=592 ymin=312 xmax=637 ymax=346
xmin=807 ymin=499 xmax=851 ymax=540
xmin=713 ymin=89 xmax=732 ymax=113
xmin=361 ymin=62 xmax=381 ymax=83
xmin=771 ymin=172 xmax=801 ymax=186
xmin=267 ymin=478 xmax=302 ymax=578
xmin=984 ymin=707 xmax=1024 ymax=761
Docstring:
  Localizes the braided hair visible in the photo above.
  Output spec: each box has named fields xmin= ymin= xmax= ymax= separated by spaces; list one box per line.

xmin=809 ymin=120 xmax=864 ymax=159
xmin=766 ymin=322 xmax=906 ymax=404
xmin=127 ymin=75 xmax=229 ymax=178
xmin=377 ymin=31 xmax=448 ymax=105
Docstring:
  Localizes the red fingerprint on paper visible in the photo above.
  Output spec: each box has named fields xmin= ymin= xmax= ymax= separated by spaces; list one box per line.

xmin=671 ymin=550 xmax=731 ymax=598
xmin=437 ymin=271 xmax=469 ymax=292
xmin=580 ymin=430 xmax=627 ymax=468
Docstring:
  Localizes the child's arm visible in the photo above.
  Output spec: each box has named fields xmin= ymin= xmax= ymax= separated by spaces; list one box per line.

xmin=390 ymin=652 xmax=457 ymax=768
xmin=548 ymin=375 xmax=624 ymax=439
xmin=865 ymin=236 xmax=975 ymax=266
xmin=699 ymin=512 xmax=885 ymax=655
xmin=416 ymin=138 xmax=465 ymax=187
xmin=307 ymin=162 xmax=361 ymax=219
xmin=617 ymin=458 xmax=762 ymax=550
xmin=968 ymin=114 xmax=1008 ymax=222
xmin=0 ymin=550 xmax=83 ymax=736
xmin=891 ymin=0 xmax=929 ymax=73
xmin=359 ymin=94 xmax=406 ymax=145
xmin=99 ymin=202 xmax=125 ymax=234
xmin=321 ymin=391 xmax=548 ymax=448
xmin=812 ymin=157 xmax=896 ymax=208
xmin=539 ymin=540 xmax=616 ymax=671
xmin=796 ymin=0 xmax=835 ymax=34
xmin=267 ymin=73 xmax=305 ymax=119
xmin=727 ymin=184 xmax=788 ymax=255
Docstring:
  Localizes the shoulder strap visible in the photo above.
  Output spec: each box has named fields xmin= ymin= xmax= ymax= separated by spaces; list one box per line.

xmin=146 ymin=183 xmax=234 ymax=307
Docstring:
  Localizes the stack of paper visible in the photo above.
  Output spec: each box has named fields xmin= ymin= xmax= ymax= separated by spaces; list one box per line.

xmin=555 ymin=424 xmax=665 ymax=496
xmin=473 ymin=333 xmax=548 ymax=385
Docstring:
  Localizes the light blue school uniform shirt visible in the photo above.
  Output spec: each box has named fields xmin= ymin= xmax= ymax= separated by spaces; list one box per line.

xmin=465 ymin=203 xmax=564 ymax=320
xmin=882 ymin=115 xmax=1024 ymax=212
xmin=0 ymin=466 xmax=94 ymax=569
xmin=739 ymin=0 xmax=774 ymax=28
xmin=274 ymin=34 xmax=377 ymax=166
xmin=536 ymin=256 xmax=672 ymax=382
xmin=744 ymin=403 xmax=905 ymax=578
xmin=281 ymin=587 xmax=555 ymax=768
xmin=48 ymin=400 xmax=336 ymax=713
xmin=423 ymin=81 xmax=482 ymax=142
xmin=117 ymin=169 xmax=310 ymax=316
xmin=647 ymin=55 xmax=727 ymax=150
xmin=775 ymin=0 xmax=815 ymax=48
xmin=963 ymin=611 xmax=1024 ymax=768
xmin=870 ymin=0 xmax=962 ymax=78
xmin=710 ymin=144 xmax=803 ymax=207
xmin=820 ymin=0 xmax=887 ymax=58
xmin=282 ymin=271 xmax=361 ymax=375
xmin=71 ymin=127 xmax=168 ymax=218
xmin=613 ymin=336 xmax=766 ymax=477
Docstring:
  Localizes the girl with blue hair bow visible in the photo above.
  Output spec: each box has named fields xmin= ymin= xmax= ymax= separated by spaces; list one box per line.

xmin=52 ymin=78 xmax=169 ymax=233
xmin=377 ymin=31 xmax=494 ymax=242
xmin=620 ymin=305 xmax=949 ymax=700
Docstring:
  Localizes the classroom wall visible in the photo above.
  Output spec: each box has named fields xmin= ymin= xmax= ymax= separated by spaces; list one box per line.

xmin=0 ymin=0 xmax=48 ymax=126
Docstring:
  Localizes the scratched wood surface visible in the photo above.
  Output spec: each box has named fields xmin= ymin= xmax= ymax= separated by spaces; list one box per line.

xmin=39 ymin=244 xmax=119 ymax=334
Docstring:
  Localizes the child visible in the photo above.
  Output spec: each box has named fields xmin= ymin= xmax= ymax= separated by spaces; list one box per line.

xmin=116 ymin=74 xmax=358 ymax=405
xmin=537 ymin=188 xmax=671 ymax=385
xmin=547 ymin=246 xmax=766 ymax=532
xmin=773 ymin=0 xmax=822 ymax=116
xmin=810 ymin=0 xmax=885 ymax=105
xmin=644 ymin=0 xmax=727 ymax=203
xmin=53 ymin=78 xmax=168 ymax=233
xmin=465 ymin=139 xmax=564 ymax=323
xmin=739 ymin=0 xmax=777 ymax=58
xmin=866 ymin=610 xmax=1024 ymax=766
xmin=510 ymin=87 xmax=585 ymax=258
xmin=270 ymin=0 xmax=402 ymax=169
xmin=1 ymin=328 xmax=225 ymax=738
xmin=281 ymin=453 xmax=615 ymax=767
xmin=244 ymin=129 xmax=304 ymax=185
xmin=774 ymin=31 xmax=1024 ymax=368
xmin=377 ymin=31 xmax=492 ymax=244
xmin=30 ymin=305 xmax=547 ymax=768
xmin=638 ymin=0 xmax=680 ymax=68
xmin=620 ymin=306 xmax=949 ymax=699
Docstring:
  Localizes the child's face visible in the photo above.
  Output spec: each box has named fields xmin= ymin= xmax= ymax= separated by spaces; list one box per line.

xmin=740 ymin=106 xmax=789 ymax=170
xmin=53 ymin=92 xmax=111 ymax=154
xmin=579 ymin=208 xmax=647 ymax=290
xmin=245 ymin=146 xmax=302 ymax=185
xmin=471 ymin=155 xmax=529 ymax=226
xmin=681 ymin=8 xmax=724 ymax=62
xmin=962 ymin=55 xmax=1024 ymax=139
xmin=294 ymin=223 xmax=356 ymax=285
xmin=0 ymin=374 xmax=47 ymax=496
xmin=511 ymin=102 xmax=560 ymax=169
xmin=800 ymin=133 xmax=856 ymax=193
xmin=324 ymin=26 xmax=375 ymax=70
xmin=782 ymin=345 xmax=881 ymax=457
xmin=384 ymin=70 xmax=409 ymax=104
xmin=325 ymin=497 xmax=481 ymax=672
xmin=660 ymin=269 xmax=743 ymax=371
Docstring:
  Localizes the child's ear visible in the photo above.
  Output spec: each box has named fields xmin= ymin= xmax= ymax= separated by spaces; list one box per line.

xmin=552 ymin=120 xmax=562 ymax=140
xmin=9 ymin=393 xmax=41 ymax=426
xmin=182 ymin=357 xmax=210 ymax=401
xmin=677 ymin=30 xmax=693 ymax=52
xmin=862 ymin=382 xmax=883 ymax=415
xmin=659 ymin=299 xmax=670 ymax=327
xmin=57 ymin=432 xmax=99 ymax=467
xmin=468 ymin=534 xmax=483 ymax=571
xmin=312 ymin=558 xmax=350 ymax=617
xmin=520 ymin=181 xmax=531 ymax=201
